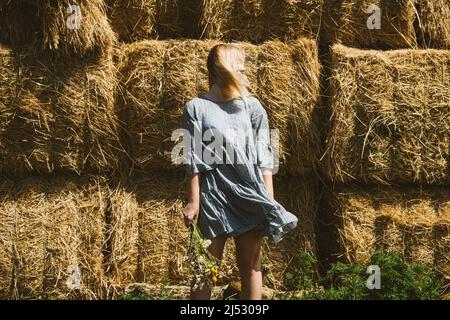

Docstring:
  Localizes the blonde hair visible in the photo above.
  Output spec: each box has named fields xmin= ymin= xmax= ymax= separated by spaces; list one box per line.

xmin=207 ymin=44 xmax=250 ymax=100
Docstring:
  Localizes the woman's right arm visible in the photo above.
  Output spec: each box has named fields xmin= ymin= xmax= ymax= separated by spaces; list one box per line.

xmin=181 ymin=102 xmax=202 ymax=227
xmin=184 ymin=173 xmax=200 ymax=227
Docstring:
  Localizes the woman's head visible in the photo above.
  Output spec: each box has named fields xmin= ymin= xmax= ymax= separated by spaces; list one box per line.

xmin=207 ymin=44 xmax=250 ymax=100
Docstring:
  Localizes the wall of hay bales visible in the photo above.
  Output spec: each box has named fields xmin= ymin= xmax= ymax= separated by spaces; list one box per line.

xmin=317 ymin=0 xmax=450 ymax=295
xmin=0 ymin=0 xmax=449 ymax=299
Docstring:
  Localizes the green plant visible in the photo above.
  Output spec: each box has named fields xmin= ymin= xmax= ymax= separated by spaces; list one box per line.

xmin=288 ymin=250 xmax=444 ymax=300
xmin=366 ymin=251 xmax=442 ymax=300
xmin=122 ymin=290 xmax=151 ymax=301
xmin=284 ymin=252 xmax=318 ymax=291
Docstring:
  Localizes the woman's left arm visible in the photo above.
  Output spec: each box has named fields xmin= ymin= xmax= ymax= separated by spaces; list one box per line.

xmin=251 ymin=98 xmax=275 ymax=199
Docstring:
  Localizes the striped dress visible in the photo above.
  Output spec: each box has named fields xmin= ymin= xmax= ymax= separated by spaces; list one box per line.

xmin=180 ymin=95 xmax=298 ymax=245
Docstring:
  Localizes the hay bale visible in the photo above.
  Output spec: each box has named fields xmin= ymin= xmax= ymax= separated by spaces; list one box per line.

xmin=268 ymin=0 xmax=324 ymax=41
xmin=44 ymin=175 xmax=108 ymax=300
xmin=105 ymin=184 xmax=140 ymax=298
xmin=0 ymin=0 xmax=41 ymax=47
xmin=0 ymin=47 xmax=53 ymax=174
xmin=261 ymin=175 xmax=319 ymax=290
xmin=433 ymin=210 xmax=450 ymax=285
xmin=106 ymin=0 xmax=184 ymax=42
xmin=415 ymin=0 xmax=450 ymax=49
xmin=106 ymin=172 xmax=185 ymax=286
xmin=0 ymin=46 xmax=122 ymax=175
xmin=0 ymin=179 xmax=14 ymax=299
xmin=138 ymin=173 xmax=187 ymax=284
xmin=119 ymin=39 xmax=321 ymax=175
xmin=402 ymin=201 xmax=439 ymax=265
xmin=374 ymin=207 xmax=405 ymax=256
xmin=106 ymin=0 xmax=157 ymax=42
xmin=0 ymin=0 xmax=115 ymax=56
xmin=0 ymin=175 xmax=109 ymax=299
xmin=132 ymin=172 xmax=185 ymax=284
xmin=155 ymin=0 xmax=184 ymax=38
xmin=160 ymin=40 xmax=215 ymax=170
xmin=325 ymin=44 xmax=450 ymax=185
xmin=322 ymin=0 xmax=417 ymax=49
xmin=286 ymin=39 xmax=322 ymax=175
xmin=332 ymin=187 xmax=449 ymax=269
xmin=117 ymin=40 xmax=168 ymax=171
xmin=196 ymin=0 xmax=323 ymax=42
xmin=322 ymin=0 xmax=449 ymax=49
xmin=10 ymin=177 xmax=48 ymax=299
xmin=53 ymin=52 xmax=121 ymax=174
xmin=257 ymin=42 xmax=294 ymax=171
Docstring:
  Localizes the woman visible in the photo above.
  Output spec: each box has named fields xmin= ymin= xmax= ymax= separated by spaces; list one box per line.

xmin=181 ymin=43 xmax=298 ymax=300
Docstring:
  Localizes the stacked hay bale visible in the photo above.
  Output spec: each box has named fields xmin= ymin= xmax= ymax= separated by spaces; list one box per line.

xmin=415 ymin=0 xmax=450 ymax=49
xmin=326 ymin=45 xmax=449 ymax=185
xmin=0 ymin=0 xmax=127 ymax=300
xmin=0 ymin=0 xmax=116 ymax=55
xmin=105 ymin=0 xmax=184 ymax=42
xmin=322 ymin=0 xmax=450 ymax=290
xmin=0 ymin=1 xmax=123 ymax=176
xmin=0 ymin=175 xmax=109 ymax=299
xmin=102 ymin=171 xmax=320 ymax=294
xmin=117 ymin=39 xmax=321 ymax=176
xmin=330 ymin=188 xmax=449 ymax=269
xmin=105 ymin=0 xmax=324 ymax=43
xmin=192 ymin=0 xmax=324 ymax=42
xmin=0 ymin=0 xmax=324 ymax=298
xmin=321 ymin=0 xmax=449 ymax=49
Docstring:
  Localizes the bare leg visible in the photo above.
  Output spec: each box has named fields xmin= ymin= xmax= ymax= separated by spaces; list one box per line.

xmin=190 ymin=234 xmax=227 ymax=300
xmin=235 ymin=229 xmax=263 ymax=300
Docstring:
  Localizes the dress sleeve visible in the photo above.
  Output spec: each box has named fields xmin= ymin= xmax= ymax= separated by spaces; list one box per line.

xmin=181 ymin=102 xmax=203 ymax=177
xmin=250 ymin=98 xmax=274 ymax=170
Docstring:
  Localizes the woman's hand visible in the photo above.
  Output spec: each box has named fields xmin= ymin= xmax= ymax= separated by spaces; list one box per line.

xmin=184 ymin=201 xmax=200 ymax=227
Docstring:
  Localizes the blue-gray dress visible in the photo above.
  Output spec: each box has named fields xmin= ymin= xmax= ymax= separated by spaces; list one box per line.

xmin=181 ymin=95 xmax=298 ymax=245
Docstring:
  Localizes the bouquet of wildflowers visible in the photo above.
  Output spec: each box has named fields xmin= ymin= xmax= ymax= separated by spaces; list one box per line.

xmin=186 ymin=223 xmax=232 ymax=291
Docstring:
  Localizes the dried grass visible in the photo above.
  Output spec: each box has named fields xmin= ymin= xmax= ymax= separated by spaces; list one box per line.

xmin=106 ymin=0 xmax=184 ymax=41
xmin=106 ymin=0 xmax=157 ymax=42
xmin=433 ymin=209 xmax=450 ymax=285
xmin=322 ymin=0 xmax=417 ymax=49
xmin=322 ymin=0 xmax=449 ymax=49
xmin=103 ymin=182 xmax=140 ymax=298
xmin=44 ymin=175 xmax=108 ymax=300
xmin=0 ymin=175 xmax=108 ymax=299
xmin=325 ymin=44 xmax=450 ymax=185
xmin=101 ymin=172 xmax=186 ymax=291
xmin=415 ymin=0 xmax=450 ymax=49
xmin=0 ymin=46 xmax=122 ymax=176
xmin=0 ymin=0 xmax=116 ymax=56
xmin=0 ymin=179 xmax=14 ymax=299
xmin=197 ymin=0 xmax=323 ymax=42
xmin=332 ymin=187 xmax=450 ymax=278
